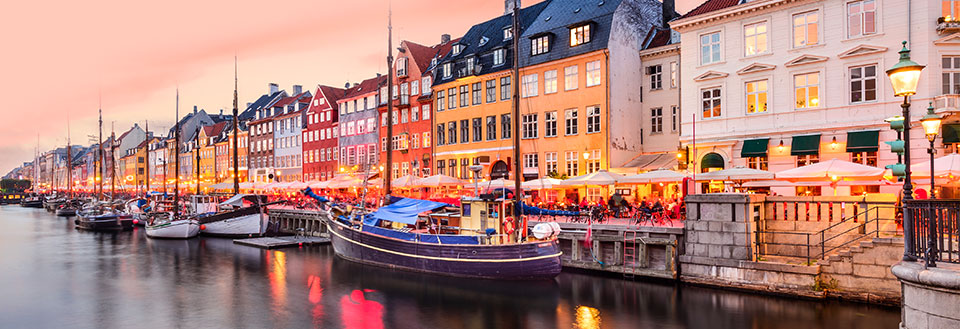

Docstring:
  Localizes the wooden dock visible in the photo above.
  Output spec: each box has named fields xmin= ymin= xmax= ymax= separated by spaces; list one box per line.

xmin=233 ymin=236 xmax=330 ymax=249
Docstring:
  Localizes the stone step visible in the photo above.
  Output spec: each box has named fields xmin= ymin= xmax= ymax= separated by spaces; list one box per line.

xmin=850 ymin=246 xmax=863 ymax=253
xmin=860 ymin=240 xmax=875 ymax=248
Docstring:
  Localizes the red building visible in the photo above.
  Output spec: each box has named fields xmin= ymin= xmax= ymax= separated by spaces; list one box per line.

xmin=378 ymin=38 xmax=455 ymax=179
xmin=302 ymin=85 xmax=345 ymax=181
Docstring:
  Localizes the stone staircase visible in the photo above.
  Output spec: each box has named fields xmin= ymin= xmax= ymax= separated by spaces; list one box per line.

xmin=813 ymin=236 xmax=904 ymax=304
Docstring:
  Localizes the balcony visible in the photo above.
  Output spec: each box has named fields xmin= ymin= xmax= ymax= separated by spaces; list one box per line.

xmin=393 ymin=95 xmax=410 ymax=108
xmin=938 ymin=16 xmax=960 ymax=34
xmin=934 ymin=94 xmax=960 ymax=113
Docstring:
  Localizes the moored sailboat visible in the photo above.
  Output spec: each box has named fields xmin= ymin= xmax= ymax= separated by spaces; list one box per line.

xmin=145 ymin=88 xmax=200 ymax=239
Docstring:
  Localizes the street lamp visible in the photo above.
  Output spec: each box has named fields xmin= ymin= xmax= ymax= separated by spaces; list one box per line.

xmin=921 ymin=102 xmax=942 ymax=267
xmin=886 ymin=40 xmax=925 ymax=262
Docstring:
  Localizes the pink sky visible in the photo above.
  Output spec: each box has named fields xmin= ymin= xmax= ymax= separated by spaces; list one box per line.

xmin=0 ymin=0 xmax=699 ymax=174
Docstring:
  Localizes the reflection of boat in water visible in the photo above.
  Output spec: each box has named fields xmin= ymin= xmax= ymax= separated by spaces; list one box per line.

xmin=319 ymin=191 xmax=563 ymax=280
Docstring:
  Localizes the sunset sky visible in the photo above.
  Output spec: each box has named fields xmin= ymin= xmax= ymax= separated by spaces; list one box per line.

xmin=0 ymin=0 xmax=699 ymax=174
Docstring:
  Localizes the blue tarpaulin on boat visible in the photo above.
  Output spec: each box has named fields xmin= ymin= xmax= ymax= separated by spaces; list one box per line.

xmin=520 ymin=203 xmax=580 ymax=217
xmin=369 ymin=198 xmax=449 ymax=225
xmin=363 ymin=225 xmax=417 ymax=241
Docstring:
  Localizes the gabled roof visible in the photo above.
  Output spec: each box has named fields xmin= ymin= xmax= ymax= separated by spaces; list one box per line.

xmin=679 ymin=0 xmax=740 ymax=19
xmin=202 ymin=121 xmax=229 ymax=138
xmin=239 ymin=90 xmax=285 ymax=121
xmin=314 ymin=85 xmax=346 ymax=113
xmin=424 ymin=37 xmax=460 ymax=74
xmin=343 ymin=75 xmax=387 ymax=99
xmin=641 ymin=26 xmax=676 ymax=50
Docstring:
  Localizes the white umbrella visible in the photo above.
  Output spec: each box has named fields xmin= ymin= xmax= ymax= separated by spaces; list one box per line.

xmin=620 ymin=170 xmax=688 ymax=184
xmin=910 ymin=153 xmax=960 ymax=179
xmin=695 ymin=167 xmax=774 ymax=182
xmin=416 ymin=174 xmax=465 ymax=187
xmin=521 ymin=177 xmax=563 ymax=190
xmin=308 ymin=180 xmax=329 ymax=190
xmin=327 ymin=175 xmax=364 ymax=189
xmin=239 ymin=182 xmax=253 ymax=189
xmin=776 ymin=159 xmax=884 ymax=182
xmin=558 ymin=170 xmax=624 ymax=186
xmin=209 ymin=182 xmax=232 ymax=190
xmin=286 ymin=181 xmax=308 ymax=190
xmin=366 ymin=178 xmax=383 ymax=188
xmin=479 ymin=178 xmax=516 ymax=190
xmin=390 ymin=175 xmax=421 ymax=188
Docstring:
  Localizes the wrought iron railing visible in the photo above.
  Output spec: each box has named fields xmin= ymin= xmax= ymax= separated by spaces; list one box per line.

xmin=904 ymin=200 xmax=960 ymax=266
xmin=754 ymin=205 xmax=894 ymax=265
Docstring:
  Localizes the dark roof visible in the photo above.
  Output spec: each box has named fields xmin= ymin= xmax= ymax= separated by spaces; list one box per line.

xmin=520 ymin=0 xmax=664 ymax=67
xmin=641 ymin=26 xmax=676 ymax=50
xmin=434 ymin=1 xmax=551 ymax=85
xmin=679 ymin=0 xmax=740 ymax=19
xmin=343 ymin=75 xmax=387 ymax=99
xmin=238 ymin=91 xmax=284 ymax=121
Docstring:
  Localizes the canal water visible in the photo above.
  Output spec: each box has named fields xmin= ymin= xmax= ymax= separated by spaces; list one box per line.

xmin=0 ymin=206 xmax=900 ymax=329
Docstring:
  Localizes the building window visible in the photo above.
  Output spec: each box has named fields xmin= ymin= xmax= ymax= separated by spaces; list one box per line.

xmin=486 ymin=116 xmax=497 ymax=141
xmin=501 ymin=114 xmax=511 ymax=139
xmin=850 ymin=65 xmax=877 ymax=103
xmin=466 ymin=57 xmax=476 ymax=75
xmin=946 ymin=0 xmax=960 ymax=18
xmin=493 ymin=48 xmax=505 ymax=66
xmin=671 ymin=106 xmax=679 ymax=132
xmin=793 ymin=11 xmax=819 ymax=47
xmin=532 ymin=35 xmax=549 ymax=55
xmin=411 ymin=106 xmax=419 ymax=122
xmin=570 ymin=24 xmax=591 ymax=47
xmin=500 ymin=76 xmax=512 ymax=100
xmin=564 ymin=109 xmax=578 ymax=136
xmin=522 ymin=74 xmax=538 ymax=97
xmin=545 ymin=111 xmax=557 ymax=137
xmin=471 ymin=82 xmax=482 ymax=105
xmin=411 ymin=80 xmax=419 ymax=95
xmin=565 ymin=151 xmax=579 ymax=177
xmin=486 ymin=80 xmax=496 ymax=103
xmin=422 ymin=76 xmax=432 ymax=94
xmin=586 ymin=150 xmax=601 ymax=173
xmin=448 ymin=121 xmax=457 ymax=145
xmin=396 ymin=57 xmax=407 ymax=76
xmin=437 ymin=90 xmax=445 ymax=111
xmin=452 ymin=44 xmax=462 ymax=56
xmin=851 ymin=151 xmax=878 ymax=167
xmin=564 ymin=65 xmax=578 ymax=91
xmin=796 ymin=154 xmax=820 ymax=167
xmin=847 ymin=0 xmax=877 ymax=38
xmin=545 ymin=152 xmax=558 ymax=176
xmin=586 ymin=60 xmax=601 ymax=87
xmin=522 ymin=114 xmax=538 ymax=139
xmin=423 ymin=132 xmax=430 ymax=147
xmin=651 ymin=107 xmax=663 ymax=133
xmin=448 ymin=87 xmax=457 ymax=109
xmin=459 ymin=85 xmax=469 ymax=107
xmin=795 ymin=72 xmax=820 ymax=109
xmin=544 ymin=70 xmax=558 ymax=94
xmin=586 ymin=106 xmax=600 ymax=134
xmin=670 ymin=62 xmax=678 ymax=88
xmin=523 ymin=153 xmax=539 ymax=171
xmin=460 ymin=119 xmax=469 ymax=143
xmin=702 ymin=88 xmax=721 ymax=118
xmin=472 ymin=118 xmax=482 ymax=142
xmin=747 ymin=156 xmax=768 ymax=170
xmin=503 ymin=27 xmax=513 ymax=40
xmin=745 ymin=80 xmax=768 ymax=113
xmin=700 ymin=32 xmax=721 ymax=65
xmin=648 ymin=65 xmax=662 ymax=90
xmin=423 ymin=105 xmax=430 ymax=120
xmin=743 ymin=21 xmax=768 ymax=56
xmin=437 ymin=160 xmax=445 ymax=175
xmin=449 ymin=159 xmax=457 ymax=178
xmin=400 ymin=109 xmax=409 ymax=123
xmin=944 ymin=56 xmax=960 ymax=94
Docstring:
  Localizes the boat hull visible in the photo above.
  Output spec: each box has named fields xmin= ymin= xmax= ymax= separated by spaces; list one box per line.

xmin=199 ymin=208 xmax=267 ymax=238
xmin=20 ymin=200 xmax=42 ymax=208
xmin=327 ymin=220 xmax=562 ymax=280
xmin=55 ymin=208 xmax=77 ymax=217
xmin=146 ymin=218 xmax=200 ymax=239
xmin=75 ymin=215 xmax=123 ymax=231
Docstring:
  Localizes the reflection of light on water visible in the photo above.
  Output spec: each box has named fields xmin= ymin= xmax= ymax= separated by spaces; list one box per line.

xmin=575 ymin=305 xmax=601 ymax=329
xmin=340 ymin=289 xmax=384 ymax=329
xmin=307 ymin=275 xmax=324 ymax=325
xmin=268 ymin=251 xmax=287 ymax=308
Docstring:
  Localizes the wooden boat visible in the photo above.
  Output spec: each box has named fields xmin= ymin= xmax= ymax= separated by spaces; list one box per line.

xmin=55 ymin=200 xmax=80 ymax=217
xmin=75 ymin=207 xmax=133 ymax=231
xmin=321 ymin=194 xmax=562 ymax=280
xmin=146 ymin=212 xmax=200 ymax=239
xmin=20 ymin=195 xmax=43 ymax=208
xmin=196 ymin=194 xmax=274 ymax=238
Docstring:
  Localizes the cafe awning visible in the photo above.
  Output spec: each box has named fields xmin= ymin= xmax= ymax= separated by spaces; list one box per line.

xmin=845 ymin=130 xmax=879 ymax=153
xmin=740 ymin=138 xmax=769 ymax=157
xmin=943 ymin=124 xmax=960 ymax=144
xmin=619 ymin=153 xmax=677 ymax=171
xmin=791 ymin=134 xmax=821 ymax=156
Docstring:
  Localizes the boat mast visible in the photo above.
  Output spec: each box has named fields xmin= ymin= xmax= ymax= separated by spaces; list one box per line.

xmin=384 ymin=0 xmax=394 ymax=197
xmin=174 ymin=88 xmax=180 ymax=215
xmin=145 ymin=120 xmax=150 ymax=196
xmin=233 ymin=56 xmax=240 ymax=195
xmin=98 ymin=101 xmax=104 ymax=202
xmin=67 ymin=116 xmax=72 ymax=199
xmin=195 ymin=117 xmax=200 ymax=195
xmin=511 ymin=0 xmax=523 ymax=241
xmin=111 ymin=122 xmax=115 ymax=202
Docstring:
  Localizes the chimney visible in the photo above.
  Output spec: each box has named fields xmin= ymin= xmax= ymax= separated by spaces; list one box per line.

xmin=193 ymin=105 xmax=198 ymax=115
xmin=344 ymin=81 xmax=351 ymax=88
xmin=220 ymin=108 xmax=224 ymax=116
xmin=441 ymin=34 xmax=451 ymax=44
xmin=293 ymin=85 xmax=303 ymax=95
xmin=505 ymin=0 xmax=519 ymax=15
xmin=269 ymin=83 xmax=279 ymax=94
xmin=353 ymin=83 xmax=359 ymax=88
xmin=662 ymin=0 xmax=675 ymax=28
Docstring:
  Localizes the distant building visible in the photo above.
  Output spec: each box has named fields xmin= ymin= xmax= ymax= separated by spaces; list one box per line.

xmin=338 ymin=76 xmax=387 ymax=174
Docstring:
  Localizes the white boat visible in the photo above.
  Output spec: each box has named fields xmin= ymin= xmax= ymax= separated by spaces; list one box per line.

xmin=196 ymin=194 xmax=274 ymax=238
xmin=145 ymin=213 xmax=201 ymax=239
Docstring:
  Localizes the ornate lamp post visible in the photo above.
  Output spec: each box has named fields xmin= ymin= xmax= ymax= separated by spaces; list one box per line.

xmin=886 ymin=41 xmax=925 ymax=261
xmin=920 ymin=102 xmax=942 ymax=267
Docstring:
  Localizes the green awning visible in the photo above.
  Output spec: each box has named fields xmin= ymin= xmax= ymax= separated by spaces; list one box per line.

xmin=845 ymin=130 xmax=879 ymax=153
xmin=740 ymin=138 xmax=769 ymax=157
xmin=943 ymin=124 xmax=960 ymax=144
xmin=791 ymin=134 xmax=821 ymax=156
xmin=701 ymin=153 xmax=725 ymax=169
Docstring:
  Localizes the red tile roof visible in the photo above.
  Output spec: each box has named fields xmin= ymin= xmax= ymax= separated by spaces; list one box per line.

xmin=642 ymin=26 xmax=675 ymax=50
xmin=314 ymin=85 xmax=346 ymax=113
xmin=202 ymin=121 xmax=229 ymax=138
xmin=343 ymin=75 xmax=387 ymax=99
xmin=680 ymin=0 xmax=740 ymax=19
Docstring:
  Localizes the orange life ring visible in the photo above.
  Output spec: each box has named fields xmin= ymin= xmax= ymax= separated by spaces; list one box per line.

xmin=502 ymin=217 xmax=516 ymax=235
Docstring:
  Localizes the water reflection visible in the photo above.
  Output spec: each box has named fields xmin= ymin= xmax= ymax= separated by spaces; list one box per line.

xmin=0 ymin=206 xmax=901 ymax=329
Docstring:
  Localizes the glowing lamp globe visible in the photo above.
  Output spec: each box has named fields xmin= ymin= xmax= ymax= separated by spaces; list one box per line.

xmin=920 ymin=102 xmax=942 ymax=142
xmin=885 ymin=41 xmax=925 ymax=97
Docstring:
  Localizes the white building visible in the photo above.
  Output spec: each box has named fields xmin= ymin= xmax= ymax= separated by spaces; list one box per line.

xmin=672 ymin=0 xmax=953 ymax=196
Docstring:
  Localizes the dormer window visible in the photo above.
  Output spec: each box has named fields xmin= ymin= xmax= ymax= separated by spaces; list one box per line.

xmin=531 ymin=35 xmax=550 ymax=55
xmin=443 ymin=63 xmax=452 ymax=78
xmin=570 ymin=24 xmax=591 ymax=47
xmin=466 ymin=57 xmax=476 ymax=74
xmin=431 ymin=58 xmax=437 ymax=67
xmin=396 ymin=57 xmax=408 ymax=77
xmin=493 ymin=48 xmax=506 ymax=66
xmin=503 ymin=27 xmax=513 ymax=40
xmin=452 ymin=44 xmax=463 ymax=56
xmin=479 ymin=36 xmax=489 ymax=47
